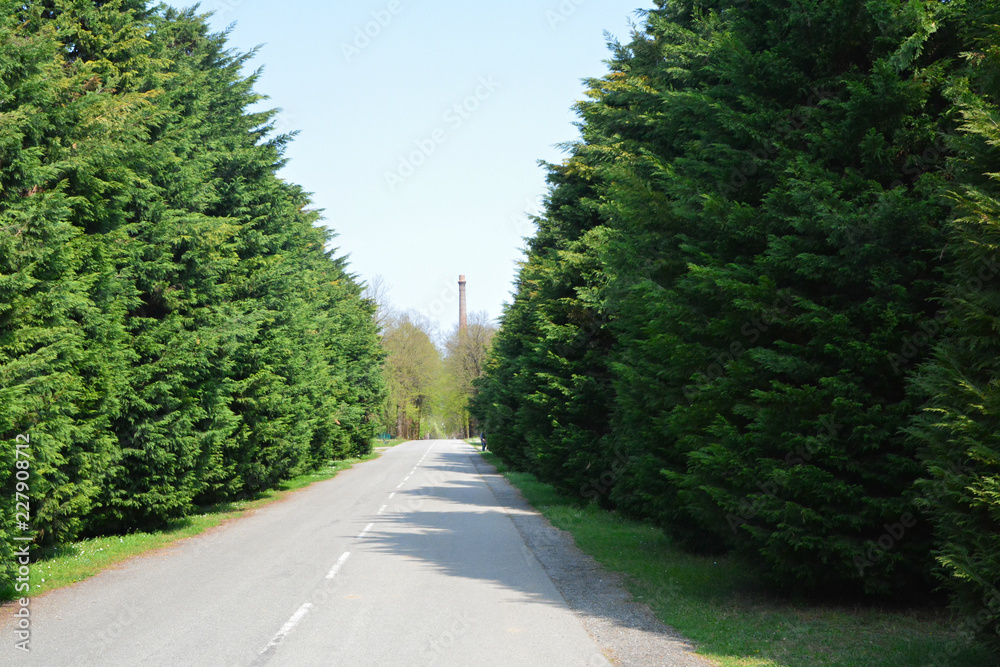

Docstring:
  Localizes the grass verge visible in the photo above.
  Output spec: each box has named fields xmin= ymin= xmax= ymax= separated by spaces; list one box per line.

xmin=2 ymin=454 xmax=375 ymax=602
xmin=475 ymin=448 xmax=993 ymax=667
xmin=372 ymin=437 xmax=408 ymax=448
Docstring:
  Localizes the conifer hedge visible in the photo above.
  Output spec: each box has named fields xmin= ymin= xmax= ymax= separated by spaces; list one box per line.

xmin=473 ymin=0 xmax=1000 ymax=651
xmin=908 ymin=22 xmax=1000 ymax=650
xmin=1 ymin=0 xmax=385 ymax=589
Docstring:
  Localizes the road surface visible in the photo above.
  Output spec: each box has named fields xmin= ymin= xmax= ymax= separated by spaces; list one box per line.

xmin=1 ymin=440 xmax=611 ymax=666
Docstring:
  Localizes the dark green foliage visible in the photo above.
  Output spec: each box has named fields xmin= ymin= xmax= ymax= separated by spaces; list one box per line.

xmin=622 ymin=0 xmax=961 ymax=595
xmin=331 ymin=278 xmax=386 ymax=457
xmin=609 ymin=0 xmax=960 ymax=594
xmin=471 ymin=156 xmax=616 ymax=500
xmin=471 ymin=283 xmax=534 ymax=470
xmin=0 ymin=0 xmax=136 ymax=546
xmin=0 ymin=1 xmax=386 ymax=568
xmin=908 ymin=23 xmax=1000 ymax=650
xmin=476 ymin=0 xmax=1000 ymax=629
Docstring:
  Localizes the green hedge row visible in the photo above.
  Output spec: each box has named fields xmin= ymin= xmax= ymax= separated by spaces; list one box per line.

xmin=0 ymin=0 xmax=385 ymax=591
xmin=473 ymin=0 xmax=1000 ymax=654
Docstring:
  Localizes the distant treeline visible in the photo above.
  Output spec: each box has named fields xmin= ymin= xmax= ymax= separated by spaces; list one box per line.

xmin=0 ymin=0 xmax=385 ymax=588
xmin=472 ymin=0 xmax=1000 ymax=654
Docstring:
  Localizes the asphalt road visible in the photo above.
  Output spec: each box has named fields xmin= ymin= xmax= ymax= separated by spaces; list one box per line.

xmin=0 ymin=440 xmax=611 ymax=666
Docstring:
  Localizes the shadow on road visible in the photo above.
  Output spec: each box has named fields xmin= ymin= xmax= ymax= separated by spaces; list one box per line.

xmin=359 ymin=442 xmax=707 ymax=666
xmin=361 ymin=448 xmax=566 ymax=609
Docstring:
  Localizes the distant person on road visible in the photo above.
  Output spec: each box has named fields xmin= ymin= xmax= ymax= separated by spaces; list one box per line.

xmin=480 ymin=432 xmax=487 ymax=452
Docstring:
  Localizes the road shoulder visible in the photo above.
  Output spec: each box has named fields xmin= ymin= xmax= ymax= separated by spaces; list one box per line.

xmin=471 ymin=450 xmax=715 ymax=667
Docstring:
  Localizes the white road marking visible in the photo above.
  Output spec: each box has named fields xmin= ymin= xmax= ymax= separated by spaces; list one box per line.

xmin=388 ymin=492 xmax=395 ymax=500
xmin=325 ymin=552 xmax=351 ymax=580
xmin=261 ymin=602 xmax=312 ymax=653
xmin=357 ymin=523 xmax=375 ymax=539
xmin=377 ymin=505 xmax=387 ymax=515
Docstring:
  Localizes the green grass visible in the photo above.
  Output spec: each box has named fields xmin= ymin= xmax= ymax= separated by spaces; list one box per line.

xmin=372 ymin=437 xmax=408 ymax=448
xmin=3 ymin=454 xmax=375 ymax=601
xmin=475 ymin=448 xmax=994 ymax=667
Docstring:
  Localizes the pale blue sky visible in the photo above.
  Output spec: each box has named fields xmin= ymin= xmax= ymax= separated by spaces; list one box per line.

xmin=189 ymin=0 xmax=645 ymax=336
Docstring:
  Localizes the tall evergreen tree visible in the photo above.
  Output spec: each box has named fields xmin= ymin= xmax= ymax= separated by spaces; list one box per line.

xmin=93 ymin=6 xmax=260 ymax=526
xmin=478 ymin=0 xmax=999 ymax=600
xmin=1 ymin=1 xmax=388 ymax=566
xmin=909 ymin=21 xmax=1000 ymax=648
xmin=327 ymin=274 xmax=386 ymax=457
xmin=0 ymin=0 xmax=147 ymax=545
xmin=472 ymin=154 xmax=615 ymax=498
xmin=582 ymin=0 xmax=971 ymax=595
xmin=471 ymin=281 xmax=536 ymax=469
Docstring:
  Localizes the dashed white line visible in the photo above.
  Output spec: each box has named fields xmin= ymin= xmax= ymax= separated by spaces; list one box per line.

xmin=261 ymin=602 xmax=312 ymax=653
xmin=377 ymin=505 xmax=387 ymax=515
xmin=357 ymin=522 xmax=375 ymax=539
xmin=325 ymin=552 xmax=351 ymax=580
xmin=388 ymin=492 xmax=395 ymax=500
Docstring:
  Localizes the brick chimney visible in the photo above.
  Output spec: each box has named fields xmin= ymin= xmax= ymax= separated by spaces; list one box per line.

xmin=459 ymin=274 xmax=467 ymax=332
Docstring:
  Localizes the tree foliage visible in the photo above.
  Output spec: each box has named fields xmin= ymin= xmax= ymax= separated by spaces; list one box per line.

xmin=471 ymin=156 xmax=615 ymax=497
xmin=0 ymin=0 xmax=385 ymax=589
xmin=380 ymin=313 xmax=439 ymax=440
xmin=908 ymin=20 xmax=1000 ymax=649
xmin=441 ymin=312 xmax=495 ymax=438
xmin=378 ymin=308 xmax=497 ymax=440
xmin=476 ymin=2 xmax=1000 ymax=642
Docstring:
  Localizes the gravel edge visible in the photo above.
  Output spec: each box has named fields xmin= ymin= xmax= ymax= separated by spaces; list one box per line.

xmin=470 ymin=451 xmax=717 ymax=667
